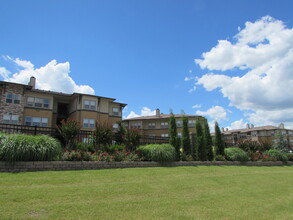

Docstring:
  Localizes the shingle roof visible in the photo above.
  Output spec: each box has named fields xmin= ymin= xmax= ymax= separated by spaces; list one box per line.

xmin=124 ymin=114 xmax=201 ymax=121
xmin=222 ymin=125 xmax=284 ymax=134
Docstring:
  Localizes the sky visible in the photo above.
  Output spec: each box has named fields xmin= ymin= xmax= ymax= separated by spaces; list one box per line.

xmin=1 ymin=0 xmax=293 ymax=131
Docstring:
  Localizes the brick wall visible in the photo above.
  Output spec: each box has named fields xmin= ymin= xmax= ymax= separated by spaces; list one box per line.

xmin=0 ymin=161 xmax=291 ymax=173
xmin=0 ymin=83 xmax=25 ymax=124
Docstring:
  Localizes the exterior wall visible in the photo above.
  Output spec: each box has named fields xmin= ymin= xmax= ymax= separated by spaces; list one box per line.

xmin=23 ymin=108 xmax=53 ymax=127
xmin=99 ymin=98 xmax=109 ymax=113
xmin=0 ymin=83 xmax=25 ymax=124
xmin=124 ymin=115 xmax=205 ymax=137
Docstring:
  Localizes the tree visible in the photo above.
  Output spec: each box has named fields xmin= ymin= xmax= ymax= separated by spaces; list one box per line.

xmin=273 ymin=129 xmax=289 ymax=153
xmin=94 ymin=121 xmax=113 ymax=151
xmin=125 ymin=128 xmax=140 ymax=151
xmin=181 ymin=115 xmax=191 ymax=155
xmin=203 ymin=120 xmax=214 ymax=161
xmin=196 ymin=120 xmax=206 ymax=161
xmin=114 ymin=121 xmax=126 ymax=145
xmin=56 ymin=119 xmax=81 ymax=149
xmin=169 ymin=113 xmax=180 ymax=160
xmin=214 ymin=121 xmax=225 ymax=156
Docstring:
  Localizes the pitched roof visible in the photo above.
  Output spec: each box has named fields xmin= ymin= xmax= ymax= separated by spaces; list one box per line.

xmin=222 ymin=125 xmax=289 ymax=135
xmin=124 ymin=114 xmax=201 ymax=121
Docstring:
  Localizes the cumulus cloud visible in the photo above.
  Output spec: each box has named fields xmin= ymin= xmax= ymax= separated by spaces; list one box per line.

xmin=195 ymin=16 xmax=293 ymax=127
xmin=196 ymin=106 xmax=228 ymax=122
xmin=227 ymin=119 xmax=248 ymax=130
xmin=126 ymin=107 xmax=156 ymax=119
xmin=1 ymin=57 xmax=95 ymax=94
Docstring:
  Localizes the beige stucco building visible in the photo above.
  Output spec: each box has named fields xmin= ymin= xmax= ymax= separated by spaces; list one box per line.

xmin=123 ymin=109 xmax=207 ymax=137
xmin=0 ymin=77 xmax=126 ymax=129
xmin=220 ymin=123 xmax=293 ymax=149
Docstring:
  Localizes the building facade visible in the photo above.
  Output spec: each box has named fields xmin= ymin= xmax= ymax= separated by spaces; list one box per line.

xmin=0 ymin=77 xmax=126 ymax=129
xmin=220 ymin=123 xmax=293 ymax=149
xmin=123 ymin=109 xmax=207 ymax=137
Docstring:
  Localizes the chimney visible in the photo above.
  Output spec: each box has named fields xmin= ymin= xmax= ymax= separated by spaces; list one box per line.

xmin=226 ymin=128 xmax=228 ymax=132
xmin=156 ymin=108 xmax=160 ymax=117
xmin=251 ymin=124 xmax=254 ymax=128
xmin=279 ymin=123 xmax=284 ymax=129
xmin=222 ymin=128 xmax=225 ymax=132
xmin=28 ymin=76 xmax=36 ymax=89
xmin=246 ymin=123 xmax=250 ymax=129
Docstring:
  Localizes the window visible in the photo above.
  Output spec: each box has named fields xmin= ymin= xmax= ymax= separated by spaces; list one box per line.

xmin=178 ymin=132 xmax=182 ymax=137
xmin=148 ymin=122 xmax=156 ymax=129
xmin=3 ymin=114 xmax=19 ymax=124
xmin=113 ymin=123 xmax=118 ymax=129
xmin=161 ymin=134 xmax=168 ymax=138
xmin=83 ymin=118 xmax=95 ymax=129
xmin=176 ymin=120 xmax=182 ymax=128
xmin=25 ymin=117 xmax=48 ymax=127
xmin=131 ymin=122 xmax=141 ymax=129
xmin=84 ymin=100 xmax=96 ymax=110
xmin=161 ymin=122 xmax=168 ymax=128
xmin=27 ymin=97 xmax=50 ymax=109
xmin=112 ymin=107 xmax=119 ymax=116
xmin=148 ymin=134 xmax=156 ymax=138
xmin=6 ymin=93 xmax=20 ymax=104
xmin=188 ymin=120 xmax=196 ymax=127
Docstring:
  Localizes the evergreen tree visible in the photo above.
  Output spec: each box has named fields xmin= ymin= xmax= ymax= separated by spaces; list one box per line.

xmin=181 ymin=115 xmax=191 ymax=155
xmin=169 ymin=113 xmax=180 ymax=160
xmin=191 ymin=133 xmax=198 ymax=160
xmin=273 ymin=129 xmax=289 ymax=153
xmin=196 ymin=120 xmax=206 ymax=161
xmin=203 ymin=120 xmax=214 ymax=161
xmin=214 ymin=121 xmax=225 ymax=155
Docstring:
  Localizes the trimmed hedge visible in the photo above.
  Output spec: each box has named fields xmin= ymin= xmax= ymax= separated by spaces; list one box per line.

xmin=0 ymin=133 xmax=62 ymax=162
xmin=224 ymin=147 xmax=249 ymax=162
xmin=137 ymin=144 xmax=177 ymax=162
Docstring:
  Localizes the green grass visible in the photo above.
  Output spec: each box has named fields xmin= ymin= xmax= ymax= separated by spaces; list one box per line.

xmin=0 ymin=166 xmax=292 ymax=220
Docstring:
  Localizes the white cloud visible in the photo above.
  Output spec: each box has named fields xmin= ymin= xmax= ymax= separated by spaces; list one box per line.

xmin=228 ymin=119 xmax=248 ymax=130
xmin=0 ymin=67 xmax=11 ymax=79
xmin=188 ymin=85 xmax=197 ymax=93
xmin=192 ymin=104 xmax=202 ymax=109
xmin=126 ymin=107 xmax=156 ymax=119
xmin=196 ymin=106 xmax=228 ymax=122
xmin=195 ymin=16 xmax=293 ymax=126
xmin=1 ymin=57 xmax=95 ymax=94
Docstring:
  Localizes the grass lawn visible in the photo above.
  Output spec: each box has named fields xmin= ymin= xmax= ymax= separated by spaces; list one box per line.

xmin=0 ymin=166 xmax=292 ymax=220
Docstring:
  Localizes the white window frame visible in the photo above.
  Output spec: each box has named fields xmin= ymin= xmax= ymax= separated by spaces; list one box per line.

xmin=178 ymin=132 xmax=182 ymax=137
xmin=84 ymin=100 xmax=96 ymax=110
xmin=112 ymin=107 xmax=119 ymax=116
xmin=3 ymin=114 xmax=19 ymax=125
xmin=160 ymin=122 xmax=169 ymax=128
xmin=176 ymin=120 xmax=182 ymax=128
xmin=24 ymin=116 xmax=48 ymax=127
xmin=161 ymin=134 xmax=168 ymax=138
xmin=113 ymin=123 xmax=119 ymax=129
xmin=148 ymin=122 xmax=156 ymax=129
xmin=131 ymin=122 xmax=141 ymax=129
xmin=27 ymin=97 xmax=50 ymax=109
xmin=188 ymin=120 xmax=196 ymax=127
xmin=6 ymin=93 xmax=20 ymax=104
xmin=83 ymin=118 xmax=95 ymax=129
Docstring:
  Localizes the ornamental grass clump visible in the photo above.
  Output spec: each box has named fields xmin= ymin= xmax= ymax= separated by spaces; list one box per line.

xmin=0 ymin=134 xmax=62 ymax=162
xmin=137 ymin=144 xmax=176 ymax=162
xmin=224 ymin=147 xmax=249 ymax=162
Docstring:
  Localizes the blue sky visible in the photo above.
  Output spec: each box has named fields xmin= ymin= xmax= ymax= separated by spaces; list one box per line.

xmin=1 ymin=0 xmax=293 ymax=130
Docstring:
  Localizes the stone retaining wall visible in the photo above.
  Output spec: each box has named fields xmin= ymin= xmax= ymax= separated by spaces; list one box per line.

xmin=0 ymin=161 xmax=292 ymax=172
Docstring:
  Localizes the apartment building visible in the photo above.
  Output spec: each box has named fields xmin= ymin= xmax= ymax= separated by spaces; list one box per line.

xmin=123 ymin=109 xmax=207 ymax=137
xmin=221 ymin=123 xmax=293 ymax=149
xmin=0 ymin=77 xmax=126 ymax=129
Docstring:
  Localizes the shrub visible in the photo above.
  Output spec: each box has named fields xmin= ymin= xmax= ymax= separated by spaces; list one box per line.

xmin=214 ymin=155 xmax=226 ymax=161
xmin=94 ymin=121 xmax=113 ymax=151
xmin=56 ymin=119 xmax=81 ymax=148
xmin=264 ymin=149 xmax=288 ymax=162
xmin=108 ymin=144 xmax=125 ymax=153
xmin=0 ymin=134 xmax=62 ymax=162
xmin=75 ymin=142 xmax=95 ymax=153
xmin=180 ymin=152 xmax=193 ymax=161
xmin=125 ymin=128 xmax=140 ymax=151
xmin=62 ymin=150 xmax=94 ymax=161
xmin=287 ymin=153 xmax=293 ymax=161
xmin=238 ymin=140 xmax=272 ymax=154
xmin=137 ymin=144 xmax=176 ymax=162
xmin=224 ymin=147 xmax=249 ymax=162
